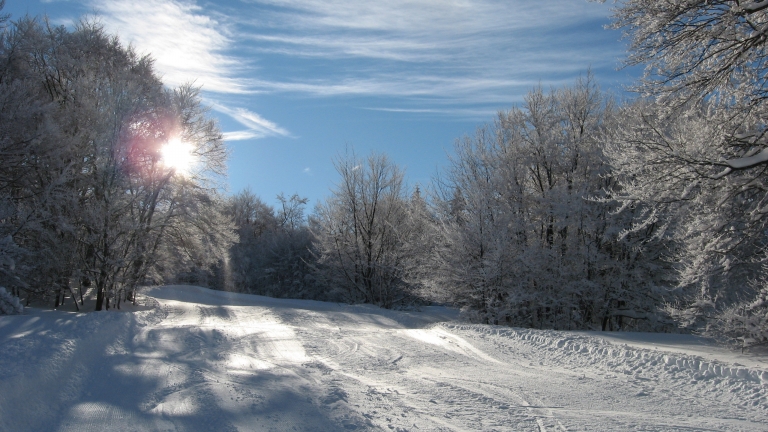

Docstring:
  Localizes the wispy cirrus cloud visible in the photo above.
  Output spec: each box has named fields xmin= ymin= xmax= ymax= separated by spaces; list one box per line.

xmin=211 ymin=103 xmax=292 ymax=141
xmin=226 ymin=0 xmax=625 ymax=109
xmin=220 ymin=130 xmax=263 ymax=142
xmin=361 ymin=106 xmax=504 ymax=120
xmin=88 ymin=0 xmax=252 ymax=94
xmin=82 ymin=0 xmax=626 ymax=116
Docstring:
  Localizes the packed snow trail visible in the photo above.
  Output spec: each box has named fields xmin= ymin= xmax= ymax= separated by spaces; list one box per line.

xmin=1 ymin=285 xmax=766 ymax=431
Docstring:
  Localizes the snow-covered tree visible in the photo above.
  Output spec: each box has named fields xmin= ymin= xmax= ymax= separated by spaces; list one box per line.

xmin=609 ymin=0 xmax=768 ymax=107
xmin=397 ymin=185 xmax=439 ymax=301
xmin=0 ymin=286 xmax=22 ymax=315
xmin=225 ymin=190 xmax=318 ymax=299
xmin=604 ymin=98 xmax=768 ymax=340
xmin=605 ymin=0 xmax=768 ymax=344
xmin=0 ymin=16 xmax=232 ymax=310
xmin=429 ymin=76 xmax=670 ymax=330
xmin=312 ymin=151 xmax=418 ymax=308
xmin=0 ymin=16 xmax=87 ymax=304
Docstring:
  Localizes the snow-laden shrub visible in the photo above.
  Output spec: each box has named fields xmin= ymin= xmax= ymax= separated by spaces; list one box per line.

xmin=0 ymin=286 xmax=23 ymax=315
xmin=709 ymin=286 xmax=768 ymax=350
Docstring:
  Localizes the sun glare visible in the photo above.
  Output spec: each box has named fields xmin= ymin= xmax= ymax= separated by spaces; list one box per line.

xmin=161 ymin=138 xmax=194 ymax=175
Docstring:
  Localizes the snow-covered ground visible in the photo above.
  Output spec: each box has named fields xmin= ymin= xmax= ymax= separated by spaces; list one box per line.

xmin=1 ymin=285 xmax=766 ymax=431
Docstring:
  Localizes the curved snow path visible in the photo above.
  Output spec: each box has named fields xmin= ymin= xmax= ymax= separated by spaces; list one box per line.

xmin=1 ymin=285 xmax=766 ymax=431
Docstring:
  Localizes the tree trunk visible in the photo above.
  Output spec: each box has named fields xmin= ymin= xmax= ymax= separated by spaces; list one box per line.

xmin=95 ymin=285 xmax=105 ymax=311
xmin=68 ymin=286 xmax=80 ymax=312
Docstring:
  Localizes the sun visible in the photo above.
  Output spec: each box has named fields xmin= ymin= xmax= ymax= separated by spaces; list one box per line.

xmin=160 ymin=137 xmax=195 ymax=175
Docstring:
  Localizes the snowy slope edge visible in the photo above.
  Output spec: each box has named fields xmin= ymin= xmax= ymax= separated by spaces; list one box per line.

xmin=440 ymin=323 xmax=768 ymax=387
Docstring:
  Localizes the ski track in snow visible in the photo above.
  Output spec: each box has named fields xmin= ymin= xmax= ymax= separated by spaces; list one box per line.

xmin=0 ymin=285 xmax=766 ymax=431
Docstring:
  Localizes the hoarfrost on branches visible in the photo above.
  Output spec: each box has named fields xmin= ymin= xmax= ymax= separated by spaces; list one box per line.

xmin=604 ymin=0 xmax=768 ymax=345
xmin=0 ymin=286 xmax=22 ymax=315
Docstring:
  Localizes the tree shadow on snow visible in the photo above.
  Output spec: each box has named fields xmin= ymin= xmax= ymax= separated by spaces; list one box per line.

xmin=0 ymin=308 xmax=376 ymax=431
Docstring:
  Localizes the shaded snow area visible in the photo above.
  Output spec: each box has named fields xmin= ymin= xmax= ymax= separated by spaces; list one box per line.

xmin=1 ymin=286 xmax=767 ymax=431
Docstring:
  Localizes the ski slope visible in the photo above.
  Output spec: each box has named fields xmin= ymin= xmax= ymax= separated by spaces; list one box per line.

xmin=1 ymin=285 xmax=767 ymax=431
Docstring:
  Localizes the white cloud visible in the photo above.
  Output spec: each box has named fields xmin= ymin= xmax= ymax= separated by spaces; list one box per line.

xmin=361 ymin=106 xmax=502 ymax=119
xmin=212 ymin=103 xmax=292 ymax=141
xmin=250 ymin=0 xmax=578 ymax=34
xmin=90 ymin=0 xmax=252 ymax=94
xmin=245 ymin=75 xmax=540 ymax=103
xmin=81 ymin=0 xmax=627 ymax=116
xmin=246 ymin=34 xmax=446 ymax=62
xmin=232 ymin=0 xmax=623 ymax=106
xmin=222 ymin=130 xmax=262 ymax=141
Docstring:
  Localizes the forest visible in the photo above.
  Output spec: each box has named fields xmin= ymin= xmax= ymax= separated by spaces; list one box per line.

xmin=1 ymin=0 xmax=767 ymax=350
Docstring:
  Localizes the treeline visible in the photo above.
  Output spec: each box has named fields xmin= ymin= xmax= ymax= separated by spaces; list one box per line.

xmin=287 ymin=72 xmax=765 ymax=344
xmin=294 ymin=77 xmax=671 ymax=333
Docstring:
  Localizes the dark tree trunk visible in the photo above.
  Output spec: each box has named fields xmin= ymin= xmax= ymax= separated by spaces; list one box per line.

xmin=68 ymin=286 xmax=80 ymax=312
xmin=95 ymin=285 xmax=105 ymax=311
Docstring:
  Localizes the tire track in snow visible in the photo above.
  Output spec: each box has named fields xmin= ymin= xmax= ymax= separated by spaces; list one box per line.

xmin=441 ymin=375 xmax=568 ymax=432
xmin=300 ymin=323 xmax=563 ymax=430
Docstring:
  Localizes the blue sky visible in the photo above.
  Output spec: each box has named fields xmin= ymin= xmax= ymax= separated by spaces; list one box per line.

xmin=6 ymin=0 xmax=639 ymax=208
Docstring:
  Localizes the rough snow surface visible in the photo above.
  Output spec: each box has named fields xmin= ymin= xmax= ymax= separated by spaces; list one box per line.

xmin=1 ymin=285 xmax=766 ymax=431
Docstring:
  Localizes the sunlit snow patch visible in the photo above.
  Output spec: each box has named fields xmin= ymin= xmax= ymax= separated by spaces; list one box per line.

xmin=403 ymin=327 xmax=501 ymax=364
